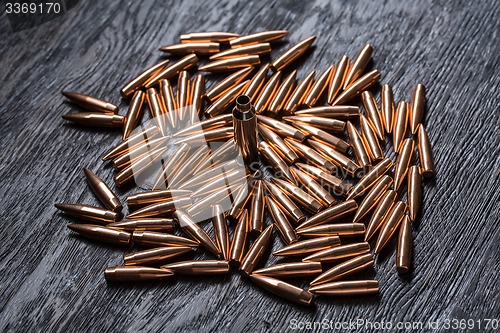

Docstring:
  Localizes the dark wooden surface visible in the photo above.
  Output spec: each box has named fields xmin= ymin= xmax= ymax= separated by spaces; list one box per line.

xmin=0 ymin=0 xmax=499 ymax=332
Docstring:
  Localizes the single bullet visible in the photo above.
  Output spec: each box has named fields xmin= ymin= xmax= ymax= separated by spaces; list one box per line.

xmin=159 ymin=42 xmax=220 ymax=55
xmin=381 ymin=84 xmax=395 ymax=133
xmin=253 ymin=262 xmax=322 ymax=278
xmin=67 ymin=224 xmax=131 ymax=245
xmin=258 ymin=141 xmax=294 ymax=182
xmin=144 ymin=54 xmax=198 ymax=89
xmin=102 ymin=126 xmax=159 ymax=161
xmin=284 ymin=138 xmax=337 ymax=173
xmin=123 ymin=90 xmax=145 ymax=140
xmin=258 ymin=124 xmax=298 ymax=164
xmin=127 ymin=197 xmax=192 ymax=218
xmin=397 ymin=215 xmax=412 ymax=274
xmin=410 ymin=83 xmax=426 ymax=134
xmin=159 ymin=79 xmax=178 ymax=128
xmin=124 ymin=246 xmax=194 ymax=266
xmin=190 ymin=169 xmax=248 ymax=198
xmin=205 ymin=67 xmax=254 ymax=102
xmin=328 ymin=55 xmax=350 ymax=104
xmin=187 ymin=184 xmax=242 ymax=218
xmin=408 ymin=166 xmax=422 ymax=222
xmin=304 ymin=65 xmax=335 ymax=107
xmin=360 ymin=115 xmax=384 ymax=162
xmin=291 ymin=122 xmax=349 ymax=153
xmin=254 ymin=71 xmax=282 ymax=114
xmin=212 ymin=205 xmax=230 ymax=260
xmin=417 ymin=125 xmax=435 ymax=177
xmin=233 ymin=95 xmax=259 ymax=169
xmin=272 ymin=177 xmax=323 ymax=214
xmin=174 ymin=210 xmax=220 ymax=256
xmin=283 ymin=116 xmax=345 ymax=132
xmin=227 ymin=173 xmax=257 ymax=223
xmin=107 ymin=218 xmax=175 ymax=232
xmin=273 ymin=236 xmax=340 ymax=257
xmin=152 ymin=143 xmax=191 ymax=189
xmin=296 ymin=200 xmax=358 ymax=230
xmin=173 ymin=114 xmax=233 ymax=138
xmin=284 ymin=69 xmax=316 ymax=114
xmin=270 ymin=36 xmax=316 ymax=72
xmin=295 ymin=163 xmax=352 ymax=196
xmin=347 ymin=158 xmax=393 ymax=200
xmin=249 ymin=180 xmax=265 ymax=235
xmin=268 ymin=70 xmax=297 ymax=115
xmin=62 ymin=91 xmax=118 ymax=114
xmin=244 ymin=64 xmax=270 ymax=102
xmin=121 ymin=59 xmax=170 ymax=98
xmin=229 ymin=30 xmax=288 ymax=47
xmin=290 ymin=167 xmax=336 ymax=207
xmin=393 ymin=101 xmax=408 ymax=153
xmin=353 ymin=175 xmax=393 ymax=223
xmin=168 ymin=146 xmax=211 ymax=187
xmin=257 ymin=115 xmax=306 ymax=141
xmin=310 ymin=253 xmax=374 ymax=286
xmin=394 ymin=138 xmax=414 ymax=190
xmin=332 ymin=69 xmax=381 ymax=105
xmin=296 ymin=223 xmax=365 ymax=237
xmin=303 ymin=242 xmax=370 ymax=263
xmin=307 ymin=139 xmax=359 ymax=176
xmin=126 ymin=189 xmax=192 ymax=209
xmin=162 ymin=260 xmax=230 ymax=275
xmin=240 ymin=224 xmax=274 ymax=275
xmin=294 ymin=105 xmax=360 ymax=118
xmin=267 ymin=196 xmax=297 ymax=245
xmin=55 ymin=203 xmax=119 ymax=224
xmin=309 ymin=280 xmax=379 ymax=296
xmin=365 ymin=190 xmax=397 ymax=241
xmin=104 ymin=266 xmax=174 ymax=281
xmin=264 ymin=180 xmax=305 ymax=224
xmin=189 ymin=74 xmax=205 ymax=124
xmin=175 ymin=127 xmax=235 ymax=144
xmin=250 ymin=274 xmax=314 ymax=306
xmin=83 ymin=168 xmax=122 ymax=212
xmin=179 ymin=160 xmax=240 ymax=191
xmin=147 ymin=88 xmax=168 ymax=136
xmin=210 ymin=43 xmax=271 ymax=60
xmin=343 ymin=44 xmax=373 ymax=89
xmin=205 ymin=80 xmax=249 ymax=117
xmin=229 ymin=209 xmax=249 ymax=265
xmin=62 ymin=112 xmax=124 ymax=128
xmin=374 ymin=201 xmax=407 ymax=253
xmin=132 ymin=230 xmax=199 ymax=247
xmin=180 ymin=32 xmax=240 ymax=43
xmin=112 ymin=136 xmax=169 ymax=170
xmin=347 ymin=121 xmax=371 ymax=168
xmin=176 ymin=71 xmax=191 ymax=121
xmin=198 ymin=55 xmax=260 ymax=72
xmin=361 ymin=91 xmax=385 ymax=140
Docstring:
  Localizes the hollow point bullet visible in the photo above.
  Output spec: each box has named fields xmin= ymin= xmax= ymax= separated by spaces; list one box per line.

xmin=347 ymin=121 xmax=371 ymax=168
xmin=102 ymin=126 xmax=160 ymax=161
xmin=132 ymin=231 xmax=200 ymax=247
xmin=310 ymin=253 xmax=374 ymax=286
xmin=303 ymin=242 xmax=371 ymax=263
xmin=332 ymin=69 xmax=381 ymax=105
xmin=270 ymin=35 xmax=316 ymax=72
xmin=254 ymin=71 xmax=282 ymax=114
xmin=266 ymin=196 xmax=297 ymax=245
xmin=283 ymin=116 xmax=345 ymax=132
xmin=294 ymin=105 xmax=360 ymax=118
xmin=264 ymin=180 xmax=305 ymax=224
xmin=394 ymin=138 xmax=414 ymax=191
xmin=343 ymin=44 xmax=373 ymax=89
xmin=410 ymin=83 xmax=426 ymax=134
xmin=268 ymin=70 xmax=297 ymax=115
xmin=284 ymin=138 xmax=337 ymax=173
xmin=393 ymin=101 xmax=409 ymax=153
xmin=159 ymin=79 xmax=177 ymax=127
xmin=290 ymin=167 xmax=336 ymax=207
xmin=360 ymin=115 xmax=384 ymax=162
xmin=67 ymin=224 xmax=131 ymax=245
xmin=229 ymin=30 xmax=288 ymax=47
xmin=284 ymin=69 xmax=315 ymax=114
xmin=296 ymin=200 xmax=358 ymax=231
xmin=107 ymin=218 xmax=175 ymax=232
xmin=417 ymin=125 xmax=435 ymax=177
xmin=204 ymin=80 xmax=249 ymax=118
xmin=55 ymin=203 xmax=119 ymax=224
xmin=83 ymin=168 xmax=122 ymax=212
xmin=309 ymin=280 xmax=379 ymax=296
xmin=374 ymin=202 xmax=407 ymax=253
xmin=397 ymin=215 xmax=412 ymax=274
xmin=244 ymin=64 xmax=270 ymax=102
xmin=291 ymin=122 xmax=349 ymax=153
xmin=295 ymin=163 xmax=351 ymax=196
xmin=408 ymin=166 xmax=422 ymax=222
xmin=346 ymin=158 xmax=393 ymax=200
xmin=174 ymin=210 xmax=220 ymax=256
xmin=104 ymin=266 xmax=174 ymax=281
xmin=273 ymin=236 xmax=340 ymax=257
xmin=62 ymin=91 xmax=119 ymax=114
xmin=258 ymin=141 xmax=294 ymax=182
xmin=233 ymin=95 xmax=259 ymax=169
xmin=361 ymin=91 xmax=385 ymax=140
xmin=205 ymin=67 xmax=254 ymax=102
xmin=124 ymin=246 xmax=194 ymax=266
xmin=381 ymin=84 xmax=395 ymax=133
xmin=209 ymin=43 xmax=271 ymax=60
xmin=121 ymin=59 xmax=170 ymax=98
xmin=159 ymin=42 xmax=220 ymax=55
xmin=303 ymin=64 xmax=334 ymax=107
xmin=198 ymin=55 xmax=260 ymax=72
xmin=62 ymin=112 xmax=124 ymax=128
xmin=365 ymin=190 xmax=397 ymax=241
xmin=258 ymin=124 xmax=299 ymax=164
xmin=307 ymin=139 xmax=360 ymax=176
xmin=240 ymin=224 xmax=274 ymax=275
xmin=257 ymin=115 xmax=306 ymax=141
xmin=162 ymin=260 xmax=230 ymax=275
xmin=212 ymin=205 xmax=230 ymax=260
xmin=180 ymin=32 xmax=240 ymax=43
xmin=127 ymin=197 xmax=192 ymax=218
xmin=123 ymin=90 xmax=145 ymax=140
xmin=126 ymin=189 xmax=192 ymax=209
xmin=296 ymin=223 xmax=365 ymax=237
xmin=250 ymin=274 xmax=314 ymax=306
xmin=272 ymin=177 xmax=323 ymax=214
xmin=253 ymin=262 xmax=322 ymax=279
xmin=144 ymin=54 xmax=198 ymax=89
xmin=328 ymin=55 xmax=349 ymax=104
xmin=229 ymin=209 xmax=249 ymax=266
xmin=352 ymin=175 xmax=393 ymax=223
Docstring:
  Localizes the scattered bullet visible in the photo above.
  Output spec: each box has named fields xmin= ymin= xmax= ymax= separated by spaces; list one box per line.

xmin=175 ymin=126 xmax=235 ymax=144
xmin=253 ymin=262 xmax=322 ymax=278
xmin=250 ymin=274 xmax=314 ymax=306
xmin=198 ymin=55 xmax=260 ymax=72
xmin=396 ymin=215 xmax=412 ymax=274
xmin=361 ymin=91 xmax=385 ymax=140
xmin=233 ymin=95 xmax=259 ymax=168
xmin=283 ymin=116 xmax=345 ymax=132
xmin=62 ymin=112 xmax=124 ymax=128
xmin=124 ymin=246 xmax=194 ymax=266
xmin=212 ymin=205 xmax=230 ymax=260
xmin=284 ymin=69 xmax=315 ymax=114
xmin=204 ymin=81 xmax=249 ymax=117
xmin=210 ymin=43 xmax=271 ymax=60
xmin=127 ymin=197 xmax=192 ymax=218
xmin=333 ymin=69 xmax=381 ymax=105
xmin=296 ymin=223 xmax=365 ymax=237
xmin=254 ymin=71 xmax=282 ymax=114
xmin=159 ymin=79 xmax=177 ymax=127
xmin=347 ymin=158 xmax=393 ymax=200
xmin=108 ymin=218 xmax=175 ymax=232
xmin=162 ymin=260 xmax=230 ymax=275
xmin=352 ymin=175 xmax=393 ymax=223
xmin=132 ymin=230 xmax=199 ymax=247
xmin=307 ymin=139 xmax=359 ymax=176
xmin=410 ymin=83 xmax=426 ymax=134
xmin=347 ymin=121 xmax=371 ymax=168
xmin=417 ymin=125 xmax=435 ymax=177
xmin=55 ymin=203 xmax=119 ymax=224
xmin=159 ymin=42 xmax=220 ymax=55
xmin=102 ymin=126 xmax=160 ymax=161
xmin=365 ymin=190 xmax=397 ymax=241
xmin=393 ymin=101 xmax=409 ymax=153
xmin=272 ymin=177 xmax=323 ymax=213
xmin=284 ymin=138 xmax=337 ymax=173
xmin=266 ymin=196 xmax=297 ymax=245
xmin=180 ymin=32 xmax=240 ymax=43
xmin=290 ymin=167 xmax=336 ymax=207
xmin=343 ymin=44 xmax=373 ymax=89
xmin=309 ymin=280 xmax=379 ymax=296
xmin=227 ymin=177 xmax=256 ymax=223
xmin=112 ymin=137 xmax=168 ymax=170
xmin=83 ymin=168 xmax=122 ymax=212
xmin=394 ymin=138 xmax=414 ymax=190
xmin=229 ymin=30 xmax=288 ymax=47
xmin=296 ymin=200 xmax=358 ymax=230
xmin=173 ymin=114 xmax=233 ymax=137
xmin=189 ymin=74 xmax=206 ymax=123
xmin=258 ymin=124 xmax=299 ymax=164
xmin=174 ymin=210 xmax=220 ymax=256
xmin=268 ymin=70 xmax=297 ymax=115
xmin=62 ymin=91 xmax=118 ymax=114
xmin=249 ymin=180 xmax=265 ymax=235
xmin=205 ymin=67 xmax=254 ymax=101
xmin=145 ymin=54 xmax=198 ymax=89
xmin=257 ymin=115 xmax=306 ymax=141
xmin=126 ymin=189 xmax=192 ymax=208
xmin=271 ymin=36 xmax=316 ymax=72
xmin=123 ymin=90 xmax=145 ymax=140
xmin=381 ymin=84 xmax=395 ymax=133
xmin=360 ymin=115 xmax=384 ymax=162
xmin=176 ymin=71 xmax=191 ymax=120
xmin=229 ymin=209 xmax=249 ymax=266
xmin=295 ymin=163 xmax=351 ymax=196
xmin=273 ymin=236 xmax=340 ymax=257
xmin=328 ymin=55 xmax=349 ymax=104
xmin=105 ymin=266 xmax=174 ymax=281
xmin=258 ymin=141 xmax=294 ymax=182
xmin=294 ymin=105 xmax=360 ymax=118
xmin=264 ymin=180 xmax=305 ymax=224
xmin=121 ymin=59 xmax=170 ymax=98
xmin=304 ymin=65 xmax=334 ymax=107
xmin=291 ymin=122 xmax=349 ymax=153
xmin=147 ymin=88 xmax=168 ymax=136
xmin=240 ymin=224 xmax=274 ymax=275
xmin=152 ymin=143 xmax=191 ymax=189
xmin=310 ymin=253 xmax=374 ymax=285
xmin=68 ymin=224 xmax=131 ymax=245
xmin=303 ymin=242 xmax=370 ymax=263
xmin=374 ymin=202 xmax=407 ymax=253
xmin=244 ymin=64 xmax=270 ymax=102
xmin=408 ymin=166 xmax=422 ymax=221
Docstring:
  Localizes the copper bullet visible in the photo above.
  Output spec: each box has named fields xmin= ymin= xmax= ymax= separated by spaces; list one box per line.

xmin=126 ymin=189 xmax=192 ymax=209
xmin=266 ymin=196 xmax=297 ymax=245
xmin=249 ymin=180 xmax=265 ymax=235
xmin=174 ymin=210 xmax=220 ymax=256
xmin=204 ymin=80 xmax=249 ymax=117
xmin=353 ymin=175 xmax=393 ymax=223
xmin=361 ymin=91 xmax=385 ymax=140
xmin=229 ymin=209 xmax=249 ymax=265
xmin=244 ymin=64 xmax=270 ymax=102
xmin=253 ymin=262 xmax=322 ymax=278
xmin=127 ymin=197 xmax=192 ymax=218
xmin=175 ymin=127 xmax=235 ymax=144
xmin=187 ymin=184 xmax=242 ymax=219
xmin=296 ymin=200 xmax=358 ymax=231
xmin=189 ymin=74 xmax=205 ymax=124
xmin=254 ymin=71 xmax=282 ymax=114
xmin=159 ymin=42 xmax=220 ymax=55
xmin=123 ymin=90 xmax=145 ymax=140
xmin=62 ymin=91 xmax=118 ymax=114
xmin=258 ymin=124 xmax=298 ymax=164
xmin=374 ymin=201 xmax=407 ymax=253
xmin=132 ymin=231 xmax=199 ymax=247
xmin=258 ymin=141 xmax=294 ymax=182
xmin=303 ymin=242 xmax=370 ymax=263
xmin=162 ymin=260 xmax=230 ymax=275
xmin=397 ymin=215 xmax=412 ymax=274
xmin=190 ymin=169 xmax=248 ymax=198
xmin=240 ymin=224 xmax=274 ymax=275
xmin=272 ymin=177 xmax=323 ymax=214
xmin=347 ymin=121 xmax=371 ymax=168
xmin=114 ymin=146 xmax=168 ymax=187
xmin=107 ymin=218 xmax=175 ymax=232
xmin=112 ymin=136 xmax=169 ymax=170
xmin=410 ymin=83 xmax=426 ymax=134
xmin=180 ymin=32 xmax=240 ymax=43
xmin=268 ymin=70 xmax=297 ymax=115
xmin=173 ymin=114 xmax=233 ymax=138
xmin=179 ymin=160 xmax=239 ymax=191
xmin=296 ymin=223 xmax=365 ymax=237
xmin=283 ymin=116 xmax=345 ymax=132
xmin=212 ymin=204 xmax=230 ymax=260
xmin=191 ymin=139 xmax=239 ymax=175
xmin=62 ymin=112 xmax=124 ymax=128
xmin=290 ymin=167 xmax=336 ymax=207
xmin=310 ymin=253 xmax=374 ymax=286
xmin=229 ymin=30 xmax=288 ymax=47
xmin=168 ymin=146 xmax=211 ymax=188
xmin=273 ymin=236 xmax=340 ymax=257
xmin=121 ymin=59 xmax=170 ymax=98
xmin=250 ymin=274 xmax=313 ymax=306
xmin=417 ymin=125 xmax=435 ymax=177
xmin=291 ymin=122 xmax=349 ymax=153
xmin=360 ymin=115 xmax=384 ymax=162
xmin=393 ymin=101 xmax=409 ymax=153
xmin=102 ymin=126 xmax=159 ymax=161
xmin=55 ymin=203 xmax=118 ymax=224
xmin=284 ymin=138 xmax=336 ymax=173
xmin=83 ymin=168 xmax=122 ymax=212
xmin=408 ymin=166 xmax=422 ymax=222
xmin=365 ymin=190 xmax=397 ymax=241
xmin=144 ymin=54 xmax=198 ymax=89
xmin=309 ymin=280 xmax=379 ymax=296
xmin=343 ymin=44 xmax=373 ymax=89
xmin=284 ymin=69 xmax=315 ymax=114
xmin=327 ymin=55 xmax=350 ymax=104
xmin=394 ymin=138 xmax=414 ymax=190
xmin=176 ymin=71 xmax=191 ymax=120
xmin=307 ymin=139 xmax=359 ymax=176
xmin=294 ymin=105 xmax=360 ymax=118
xmin=159 ymin=79 xmax=177 ymax=127
xmin=270 ymin=36 xmax=316 ymax=72
xmin=104 ymin=266 xmax=174 ymax=281
xmin=152 ymin=143 xmax=191 ymax=189
xmin=67 ymin=224 xmax=130 ymax=245
xmin=381 ymin=84 xmax=395 ymax=133
xmin=304 ymin=65 xmax=335 ymax=107
xmin=295 ymin=163 xmax=352 ymax=196
xmin=147 ymin=88 xmax=168 ymax=136
xmin=233 ymin=95 xmax=259 ymax=168
xmin=332 ymin=69 xmax=381 ymax=105
xmin=227 ymin=173 xmax=257 ymax=223
xmin=124 ymin=246 xmax=194 ymax=266
xmin=257 ymin=115 xmax=306 ymax=141
xmin=210 ymin=43 xmax=271 ymax=60
xmin=198 ymin=55 xmax=260 ymax=72
xmin=347 ymin=158 xmax=393 ymax=200
xmin=263 ymin=180 xmax=305 ymax=224
xmin=205 ymin=67 xmax=254 ymax=102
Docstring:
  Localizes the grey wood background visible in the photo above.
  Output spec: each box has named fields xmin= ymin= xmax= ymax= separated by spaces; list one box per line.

xmin=0 ymin=0 xmax=499 ymax=332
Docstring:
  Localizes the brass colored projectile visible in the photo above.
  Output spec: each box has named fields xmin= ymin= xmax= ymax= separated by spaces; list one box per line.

xmin=250 ymin=274 xmax=314 ymax=306
xmin=147 ymin=88 xmax=168 ymax=136
xmin=104 ymin=266 xmax=174 ymax=281
xmin=307 ymin=140 xmax=359 ymax=176
xmin=327 ymin=55 xmax=349 ymax=104
xmin=393 ymin=101 xmax=409 ymax=153
xmin=198 ymin=55 xmax=260 ymax=72
xmin=189 ymin=74 xmax=205 ymax=124
xmin=244 ymin=64 xmax=270 ymax=102
xmin=304 ymin=65 xmax=335 ymax=107
xmin=112 ymin=136 xmax=168 ymax=170
xmin=123 ymin=90 xmax=145 ymax=140
xmin=187 ymin=183 xmax=242 ymax=218
xmin=159 ymin=79 xmax=177 ymax=127
xmin=266 ymin=196 xmax=297 ymax=245
xmin=152 ymin=143 xmax=191 ymax=189
xmin=332 ymin=69 xmax=381 ymax=105
xmin=204 ymin=80 xmax=249 ymax=117
xmin=264 ymin=180 xmax=305 ymax=224
xmin=258 ymin=141 xmax=294 ymax=182
xmin=397 ymin=215 xmax=412 ymax=274
xmin=205 ymin=67 xmax=254 ymax=101
xmin=270 ymin=36 xmax=316 ymax=72
xmin=107 ymin=218 xmax=175 ymax=232
xmin=381 ymin=84 xmax=395 ymax=133
xmin=272 ymin=177 xmax=323 ymax=214
xmin=360 ymin=115 xmax=384 ymax=162
xmin=62 ymin=91 xmax=118 ymax=114
xmin=112 ymin=146 xmax=166 ymax=187
xmin=240 ymin=224 xmax=274 ymax=275
xmin=365 ymin=190 xmax=397 ymax=241
xmin=176 ymin=71 xmax=191 ymax=121
xmin=159 ymin=42 xmax=220 ymax=55
xmin=229 ymin=30 xmax=288 ymax=47
xmin=67 ymin=224 xmax=131 ymax=245
xmin=229 ymin=209 xmax=249 ymax=265
xmin=253 ymin=262 xmax=322 ymax=278
xmin=394 ymin=138 xmax=414 ymax=190
xmin=144 ymin=54 xmax=198 ymax=89
xmin=295 ymin=163 xmax=352 ymax=196
xmin=173 ymin=114 xmax=233 ymax=137
xmin=249 ymin=180 xmax=265 ymax=235
xmin=180 ymin=32 xmax=240 ymax=43
xmin=124 ymin=246 xmax=194 ymax=266
xmin=347 ymin=158 xmax=393 ymax=200
xmin=258 ymin=124 xmax=298 ymax=164
xmin=273 ymin=236 xmax=340 ymax=256
xmin=309 ymin=280 xmax=379 ymax=296
xmin=347 ymin=121 xmax=371 ymax=168
xmin=361 ymin=91 xmax=385 ymax=140
xmin=175 ymin=126 xmax=235 ymax=144
xmin=284 ymin=138 xmax=336 ymax=173
xmin=210 ymin=43 xmax=271 ymax=60
xmin=290 ymin=167 xmax=336 ymax=207
xmin=296 ymin=200 xmax=358 ymax=230
xmin=254 ymin=71 xmax=282 ymax=114
xmin=268 ymin=70 xmax=297 ymax=115
xmin=127 ymin=197 xmax=192 ymax=218
xmin=294 ymin=105 xmax=360 ymax=118
xmin=257 ymin=115 xmax=306 ymax=141
xmin=102 ymin=126 xmax=159 ymax=161
xmin=417 ymin=125 xmax=435 ymax=177
xmin=310 ymin=253 xmax=374 ymax=286
xmin=408 ymin=166 xmax=422 ymax=222
xmin=410 ymin=83 xmax=426 ymax=134
xmin=296 ymin=223 xmax=365 ymax=237
xmin=291 ymin=122 xmax=349 ymax=153
xmin=162 ymin=260 xmax=230 ymax=275
xmin=353 ymin=175 xmax=393 ymax=223
xmin=303 ymin=242 xmax=370 ymax=263
xmin=227 ymin=175 xmax=256 ymax=223
xmin=343 ymin=44 xmax=373 ymax=89
xmin=126 ymin=189 xmax=192 ymax=208
xmin=55 ymin=203 xmax=119 ymax=224
xmin=374 ymin=201 xmax=407 ymax=253
xmin=174 ymin=210 xmax=220 ymax=256
xmin=132 ymin=230 xmax=200 ymax=247
xmin=62 ymin=112 xmax=124 ymax=128
xmin=283 ymin=116 xmax=345 ymax=132
xmin=83 ymin=168 xmax=122 ymax=212
xmin=233 ymin=95 xmax=259 ymax=168
xmin=284 ymin=69 xmax=315 ymax=114
xmin=121 ymin=59 xmax=170 ymax=98
xmin=213 ymin=205 xmax=230 ymax=260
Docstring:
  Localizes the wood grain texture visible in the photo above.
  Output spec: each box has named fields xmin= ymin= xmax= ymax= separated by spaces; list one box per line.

xmin=0 ymin=0 xmax=499 ymax=332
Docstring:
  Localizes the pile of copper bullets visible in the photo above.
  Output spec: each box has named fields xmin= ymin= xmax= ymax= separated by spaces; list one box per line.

xmin=56 ymin=30 xmax=435 ymax=306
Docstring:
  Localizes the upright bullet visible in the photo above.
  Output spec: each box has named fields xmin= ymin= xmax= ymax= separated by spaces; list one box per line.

xmin=62 ymin=112 xmax=124 ymax=128
xmin=343 ymin=44 xmax=373 ymax=89
xmin=198 ymin=55 xmax=260 ymax=72
xmin=114 ymin=147 xmax=167 ymax=187
xmin=121 ymin=59 xmax=170 ymax=98
xmin=127 ymin=197 xmax=192 ymax=218
xmin=102 ymin=126 xmax=159 ymax=161
xmin=307 ymin=140 xmax=359 ymax=176
xmin=229 ymin=30 xmax=288 ymax=47
xmin=381 ymin=84 xmax=395 ymax=133
xmin=294 ymin=105 xmax=360 ymax=118
xmin=67 ymin=224 xmax=131 ymax=245
xmin=174 ymin=210 xmax=220 ymax=256
xmin=124 ymin=246 xmax=194 ymax=266
xmin=189 ymin=74 xmax=205 ymax=124
xmin=233 ymin=94 xmax=259 ymax=169
xmin=296 ymin=200 xmax=358 ymax=230
xmin=332 ymin=69 xmax=381 ymax=105
xmin=273 ymin=236 xmax=340 ymax=256
xmin=240 ymin=224 xmax=274 ymax=275
xmin=159 ymin=42 xmax=220 ymax=55
xmin=374 ymin=201 xmax=407 ymax=253
xmin=244 ymin=64 xmax=270 ymax=102
xmin=250 ymin=274 xmax=314 ymax=306
xmin=104 ymin=266 xmax=174 ymax=281
xmin=365 ymin=190 xmax=397 ymax=241
xmin=249 ymin=180 xmax=265 ymax=235
xmin=272 ymin=177 xmax=323 ymax=214
xmin=393 ymin=101 xmax=409 ymax=153
xmin=417 ymin=125 xmax=435 ymax=177
xmin=162 ymin=260 xmax=230 ymax=275
xmin=396 ymin=215 xmax=412 ymax=274
xmin=107 ymin=218 xmax=175 ymax=232
xmin=309 ymin=280 xmax=379 ymax=296
xmin=147 ymin=88 xmax=168 ymax=136
xmin=229 ymin=209 xmax=249 ymax=265
xmin=123 ymin=90 xmax=145 ymax=140
xmin=360 ymin=115 xmax=384 ymax=162
xmin=328 ymin=55 xmax=349 ymax=104
xmin=394 ymin=138 xmax=414 ymax=190
xmin=152 ymin=143 xmax=191 ymax=189
xmin=62 ymin=91 xmax=118 ymax=114
xmin=253 ymin=262 xmax=322 ymax=278
xmin=347 ymin=121 xmax=371 ymax=168
xmin=408 ymin=166 xmax=422 ymax=222
xmin=292 ymin=122 xmax=349 ymax=153
xmin=132 ymin=231 xmax=200 ymax=247
xmin=284 ymin=138 xmax=336 ymax=173
xmin=295 ymin=163 xmax=351 ymax=196
xmin=173 ymin=114 xmax=233 ymax=137
xmin=257 ymin=115 xmax=306 ymax=141
xmin=303 ymin=242 xmax=370 ymax=263
xmin=266 ymin=196 xmax=297 ymax=245
xmin=304 ymin=65 xmax=334 ymax=107
xmin=258 ymin=124 xmax=299 ymax=164
xmin=264 ymin=180 xmax=305 ymax=224
xmin=83 ymin=168 xmax=122 ymax=212
xmin=410 ymin=83 xmax=426 ymax=134
xmin=270 ymin=36 xmax=316 ymax=72
xmin=176 ymin=71 xmax=191 ymax=120
xmin=290 ymin=167 xmax=336 ymax=207
xmin=254 ymin=71 xmax=282 ymax=114
xmin=212 ymin=205 xmax=230 ymax=260
xmin=205 ymin=80 xmax=249 ymax=117
xmin=352 ymin=175 xmax=393 ymax=223
xmin=258 ymin=141 xmax=294 ymax=182
xmin=205 ymin=67 xmax=254 ymax=101
xmin=144 ymin=54 xmax=198 ymax=89
xmin=159 ymin=79 xmax=178 ymax=128
xmin=361 ymin=91 xmax=385 ymax=140
xmin=55 ymin=204 xmax=119 ymax=224
xmin=126 ymin=189 xmax=192 ymax=208
xmin=310 ymin=253 xmax=374 ymax=286
xmin=180 ymin=32 xmax=240 ymax=43
xmin=209 ymin=43 xmax=271 ymax=60
xmin=296 ymin=223 xmax=365 ymax=237
xmin=284 ymin=70 xmax=315 ymax=114
xmin=268 ymin=70 xmax=297 ymax=115
xmin=283 ymin=116 xmax=345 ymax=132
xmin=347 ymin=158 xmax=393 ymax=200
